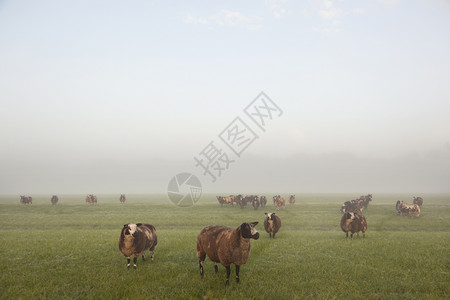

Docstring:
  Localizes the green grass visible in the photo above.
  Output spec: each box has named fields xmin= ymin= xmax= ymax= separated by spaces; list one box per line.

xmin=0 ymin=194 xmax=449 ymax=299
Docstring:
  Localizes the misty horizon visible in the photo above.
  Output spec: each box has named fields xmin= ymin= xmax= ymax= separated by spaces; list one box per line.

xmin=1 ymin=1 xmax=449 ymax=196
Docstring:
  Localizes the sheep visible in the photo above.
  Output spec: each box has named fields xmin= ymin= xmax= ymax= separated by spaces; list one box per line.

xmin=260 ymin=196 xmax=267 ymax=207
xmin=396 ymin=200 xmax=420 ymax=216
xmin=413 ymin=196 xmax=423 ymax=207
xmin=197 ymin=222 xmax=259 ymax=286
xmin=289 ymin=195 xmax=296 ymax=205
xmin=273 ymin=195 xmax=286 ymax=210
xmin=50 ymin=195 xmax=58 ymax=205
xmin=264 ymin=212 xmax=281 ymax=239
xmin=119 ymin=223 xmax=158 ymax=269
xmin=252 ymin=196 xmax=260 ymax=210
xmin=340 ymin=212 xmax=367 ymax=239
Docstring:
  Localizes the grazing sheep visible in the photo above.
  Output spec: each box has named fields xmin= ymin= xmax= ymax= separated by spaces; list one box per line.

xmin=340 ymin=212 xmax=367 ymax=239
xmin=264 ymin=212 xmax=281 ymax=238
xmin=396 ymin=200 xmax=420 ymax=216
xmin=197 ymin=222 xmax=259 ymax=286
xmin=119 ymin=223 xmax=158 ymax=269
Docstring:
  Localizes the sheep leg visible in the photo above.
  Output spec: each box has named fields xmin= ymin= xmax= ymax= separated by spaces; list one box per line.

xmin=269 ymin=232 xmax=272 ymax=239
xmin=235 ymin=265 xmax=240 ymax=284
xmin=225 ymin=266 xmax=231 ymax=286
xmin=273 ymin=232 xmax=276 ymax=239
xmin=199 ymin=260 xmax=204 ymax=277
xmin=142 ymin=254 xmax=146 ymax=261
xmin=133 ymin=256 xmax=138 ymax=269
xmin=126 ymin=257 xmax=131 ymax=269
xmin=214 ymin=263 xmax=218 ymax=273
xmin=150 ymin=250 xmax=155 ymax=261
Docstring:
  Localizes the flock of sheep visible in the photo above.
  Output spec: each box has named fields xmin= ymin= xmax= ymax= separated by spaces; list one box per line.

xmin=17 ymin=192 xmax=425 ymax=286
xmin=216 ymin=194 xmax=296 ymax=210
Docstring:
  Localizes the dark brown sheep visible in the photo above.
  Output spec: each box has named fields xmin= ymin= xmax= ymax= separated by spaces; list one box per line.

xmin=119 ymin=223 xmax=158 ymax=269
xmin=197 ymin=222 xmax=259 ymax=286
xmin=260 ymin=196 xmax=267 ymax=207
xmin=413 ymin=196 xmax=423 ymax=207
xmin=264 ymin=212 xmax=281 ymax=238
xmin=340 ymin=212 xmax=367 ymax=238
xmin=51 ymin=195 xmax=58 ymax=205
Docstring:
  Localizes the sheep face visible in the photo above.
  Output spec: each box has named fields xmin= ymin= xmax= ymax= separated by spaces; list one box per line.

xmin=343 ymin=212 xmax=355 ymax=230
xmin=241 ymin=222 xmax=259 ymax=240
xmin=123 ymin=224 xmax=138 ymax=237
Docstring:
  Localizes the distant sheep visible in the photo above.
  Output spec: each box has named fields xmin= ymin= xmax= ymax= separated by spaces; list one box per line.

xmin=119 ymin=223 xmax=158 ymax=269
xmin=85 ymin=194 xmax=97 ymax=204
xmin=260 ymin=196 xmax=267 ymax=207
xmin=50 ymin=195 xmax=58 ymax=205
xmin=413 ymin=196 xmax=423 ymax=207
xmin=340 ymin=212 xmax=367 ymax=239
xmin=273 ymin=195 xmax=286 ymax=210
xmin=20 ymin=196 xmax=32 ymax=205
xmin=289 ymin=195 xmax=296 ymax=205
xmin=340 ymin=199 xmax=363 ymax=214
xmin=252 ymin=196 xmax=260 ymax=210
xmin=119 ymin=194 xmax=126 ymax=204
xmin=396 ymin=200 xmax=420 ymax=216
xmin=264 ymin=212 xmax=281 ymax=238
xmin=197 ymin=222 xmax=259 ymax=286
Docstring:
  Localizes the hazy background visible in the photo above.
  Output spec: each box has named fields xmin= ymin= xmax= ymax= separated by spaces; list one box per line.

xmin=1 ymin=0 xmax=449 ymax=195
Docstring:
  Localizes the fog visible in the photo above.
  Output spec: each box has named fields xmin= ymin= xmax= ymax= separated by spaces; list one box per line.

xmin=1 ymin=1 xmax=449 ymax=195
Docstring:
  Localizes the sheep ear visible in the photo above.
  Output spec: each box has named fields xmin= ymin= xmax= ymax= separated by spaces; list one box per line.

xmin=264 ymin=212 xmax=267 ymax=215
xmin=136 ymin=223 xmax=142 ymax=227
xmin=123 ymin=224 xmax=128 ymax=228
xmin=251 ymin=221 xmax=258 ymax=226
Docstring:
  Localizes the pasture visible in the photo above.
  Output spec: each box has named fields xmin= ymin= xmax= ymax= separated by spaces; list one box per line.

xmin=0 ymin=194 xmax=449 ymax=299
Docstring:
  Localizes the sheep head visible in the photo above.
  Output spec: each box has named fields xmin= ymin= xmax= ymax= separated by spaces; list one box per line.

xmin=240 ymin=222 xmax=259 ymax=240
xmin=123 ymin=224 xmax=138 ymax=238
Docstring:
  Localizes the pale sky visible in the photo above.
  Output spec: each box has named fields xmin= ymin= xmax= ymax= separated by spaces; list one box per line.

xmin=0 ymin=0 xmax=449 ymax=195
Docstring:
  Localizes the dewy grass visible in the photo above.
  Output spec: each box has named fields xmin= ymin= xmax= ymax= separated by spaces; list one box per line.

xmin=0 ymin=194 xmax=449 ymax=299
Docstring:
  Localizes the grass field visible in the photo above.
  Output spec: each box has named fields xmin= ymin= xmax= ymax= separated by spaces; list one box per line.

xmin=0 ymin=194 xmax=449 ymax=299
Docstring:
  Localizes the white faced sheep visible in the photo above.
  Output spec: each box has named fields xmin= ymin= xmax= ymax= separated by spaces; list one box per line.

xmin=264 ymin=212 xmax=281 ymax=239
xmin=197 ymin=222 xmax=259 ymax=286
xmin=119 ymin=223 xmax=158 ymax=269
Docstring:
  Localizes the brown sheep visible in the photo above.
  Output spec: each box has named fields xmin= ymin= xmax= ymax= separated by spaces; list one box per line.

xmin=260 ymin=196 xmax=267 ymax=207
xmin=413 ymin=196 xmax=423 ymax=207
xmin=264 ymin=212 xmax=281 ymax=238
xmin=119 ymin=223 xmax=158 ymax=269
xmin=50 ymin=195 xmax=58 ymax=205
xmin=197 ymin=222 xmax=259 ymax=286
xmin=397 ymin=200 xmax=420 ymax=216
xmin=340 ymin=212 xmax=367 ymax=239
xmin=289 ymin=195 xmax=296 ymax=205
